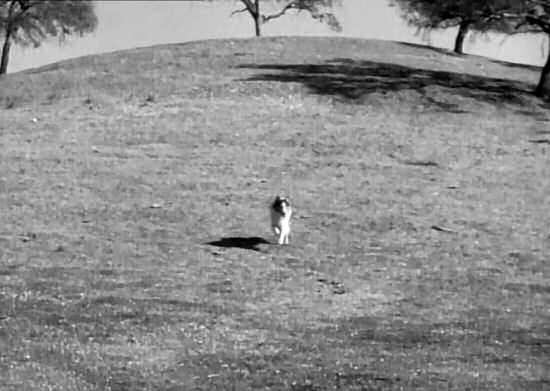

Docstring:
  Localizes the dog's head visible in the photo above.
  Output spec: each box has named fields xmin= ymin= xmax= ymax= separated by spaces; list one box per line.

xmin=272 ymin=196 xmax=291 ymax=216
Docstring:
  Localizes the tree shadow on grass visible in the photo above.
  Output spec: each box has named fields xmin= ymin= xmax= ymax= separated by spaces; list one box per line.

xmin=238 ymin=58 xmax=537 ymax=111
xmin=205 ymin=236 xmax=271 ymax=252
xmin=489 ymin=57 xmax=542 ymax=73
xmin=397 ymin=41 xmax=463 ymax=57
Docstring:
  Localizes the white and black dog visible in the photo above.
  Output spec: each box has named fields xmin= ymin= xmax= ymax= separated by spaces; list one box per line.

xmin=270 ymin=195 xmax=292 ymax=245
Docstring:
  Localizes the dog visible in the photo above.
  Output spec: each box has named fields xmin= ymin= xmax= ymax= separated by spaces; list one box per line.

xmin=270 ymin=195 xmax=292 ymax=245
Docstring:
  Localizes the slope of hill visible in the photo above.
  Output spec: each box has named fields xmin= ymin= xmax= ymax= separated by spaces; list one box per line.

xmin=1 ymin=37 xmax=548 ymax=390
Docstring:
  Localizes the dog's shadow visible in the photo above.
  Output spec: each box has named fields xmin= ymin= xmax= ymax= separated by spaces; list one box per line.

xmin=205 ymin=236 xmax=271 ymax=252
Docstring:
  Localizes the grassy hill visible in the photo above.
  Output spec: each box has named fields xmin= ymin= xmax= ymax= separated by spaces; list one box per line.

xmin=0 ymin=37 xmax=548 ymax=390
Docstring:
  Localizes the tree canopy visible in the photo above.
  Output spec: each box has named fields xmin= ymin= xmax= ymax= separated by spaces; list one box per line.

xmin=390 ymin=0 xmax=520 ymax=54
xmin=391 ymin=0 xmax=550 ymax=99
xmin=0 ymin=0 xmax=97 ymax=75
xmin=508 ymin=1 xmax=550 ymax=98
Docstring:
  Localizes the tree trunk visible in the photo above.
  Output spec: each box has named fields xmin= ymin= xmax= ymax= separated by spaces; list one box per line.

xmin=254 ymin=0 xmax=261 ymax=37
xmin=0 ymin=30 xmax=12 ymax=76
xmin=453 ymin=20 xmax=470 ymax=55
xmin=534 ymin=35 xmax=550 ymax=99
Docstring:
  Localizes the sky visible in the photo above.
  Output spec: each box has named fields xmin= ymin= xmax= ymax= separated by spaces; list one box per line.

xmin=7 ymin=0 xmax=549 ymax=74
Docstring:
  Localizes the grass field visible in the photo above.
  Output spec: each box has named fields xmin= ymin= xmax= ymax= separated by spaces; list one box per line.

xmin=0 ymin=36 xmax=549 ymax=390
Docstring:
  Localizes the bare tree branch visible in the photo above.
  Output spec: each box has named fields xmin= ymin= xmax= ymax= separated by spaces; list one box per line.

xmin=230 ymin=0 xmax=341 ymax=37
xmin=230 ymin=7 xmax=248 ymax=17
xmin=239 ymin=0 xmax=257 ymax=16
xmin=262 ymin=2 xmax=298 ymax=23
xmin=526 ymin=14 xmax=550 ymax=32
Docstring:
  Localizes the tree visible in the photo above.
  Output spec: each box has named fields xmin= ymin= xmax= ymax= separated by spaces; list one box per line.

xmin=391 ymin=0 xmax=550 ymax=99
xmin=0 ymin=0 xmax=97 ymax=75
xmin=471 ymin=0 xmax=550 ymax=99
xmin=510 ymin=1 xmax=550 ymax=98
xmin=389 ymin=0 xmax=518 ymax=54
xmin=232 ymin=0 xmax=341 ymax=37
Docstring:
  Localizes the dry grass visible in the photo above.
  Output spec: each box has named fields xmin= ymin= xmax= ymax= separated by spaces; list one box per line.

xmin=0 ymin=37 xmax=549 ymax=390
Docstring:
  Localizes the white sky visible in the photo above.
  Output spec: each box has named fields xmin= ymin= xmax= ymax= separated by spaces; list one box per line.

xmin=8 ymin=0 xmax=548 ymax=73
